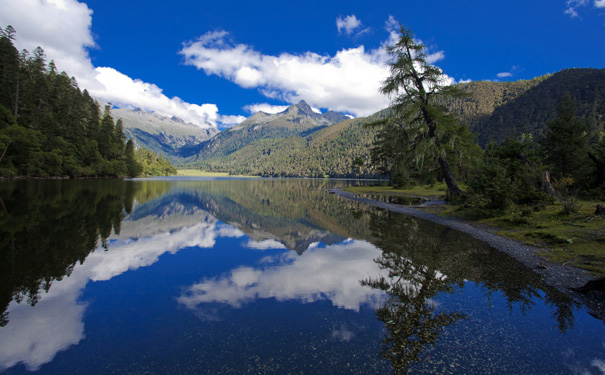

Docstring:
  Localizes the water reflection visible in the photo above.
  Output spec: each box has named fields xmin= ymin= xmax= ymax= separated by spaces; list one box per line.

xmin=362 ymin=252 xmax=464 ymax=373
xmin=178 ymin=239 xmax=385 ymax=312
xmin=0 ymin=180 xmax=138 ymax=327
xmin=364 ymin=209 xmax=580 ymax=373
xmin=0 ymin=180 xmax=240 ymax=371
xmin=0 ymin=178 xmax=600 ymax=375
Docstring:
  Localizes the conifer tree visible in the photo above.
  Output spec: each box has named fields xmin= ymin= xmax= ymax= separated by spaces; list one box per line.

xmin=0 ymin=26 xmax=19 ymax=114
xmin=541 ymin=93 xmax=589 ymax=181
xmin=378 ymin=25 xmax=467 ymax=196
xmin=125 ymin=139 xmax=141 ymax=177
xmin=98 ymin=104 xmax=115 ymax=159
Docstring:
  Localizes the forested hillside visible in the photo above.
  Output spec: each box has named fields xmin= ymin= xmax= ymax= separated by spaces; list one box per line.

xmin=192 ymin=114 xmax=381 ymax=177
xmin=447 ymin=68 xmax=605 ymax=145
xmin=0 ymin=27 xmax=131 ymax=177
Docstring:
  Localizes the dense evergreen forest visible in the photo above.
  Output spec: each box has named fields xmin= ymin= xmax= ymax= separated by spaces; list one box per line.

xmin=0 ymin=26 xmax=175 ymax=178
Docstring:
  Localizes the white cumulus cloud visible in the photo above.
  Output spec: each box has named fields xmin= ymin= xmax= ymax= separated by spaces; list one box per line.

xmin=336 ymin=15 xmax=362 ymax=35
xmin=178 ymin=16 xmax=454 ymax=118
xmin=243 ymin=103 xmax=289 ymax=114
xmin=180 ymin=30 xmax=396 ymax=117
xmin=595 ymin=0 xmax=605 ymax=7
xmin=426 ymin=50 xmax=445 ymax=64
xmin=0 ymin=0 xmax=221 ymax=129
xmin=497 ymin=72 xmax=513 ymax=78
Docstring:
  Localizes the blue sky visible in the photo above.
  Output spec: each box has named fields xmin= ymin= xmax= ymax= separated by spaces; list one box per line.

xmin=1 ymin=0 xmax=604 ymax=129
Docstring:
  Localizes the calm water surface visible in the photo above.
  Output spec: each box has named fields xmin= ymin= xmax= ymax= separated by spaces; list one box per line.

xmin=0 ymin=178 xmax=603 ymax=374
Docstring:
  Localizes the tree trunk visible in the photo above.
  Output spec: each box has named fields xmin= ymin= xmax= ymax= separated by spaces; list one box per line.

xmin=425 ymin=114 xmax=465 ymax=198
xmin=13 ymin=80 xmax=18 ymax=118
xmin=438 ymin=155 xmax=464 ymax=197
xmin=543 ymin=171 xmax=557 ymax=199
xmin=0 ymin=142 xmax=9 ymax=164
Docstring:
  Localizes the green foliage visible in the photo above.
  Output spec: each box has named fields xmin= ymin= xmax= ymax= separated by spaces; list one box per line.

xmin=0 ymin=26 xmax=175 ymax=178
xmin=587 ymin=138 xmax=605 ymax=199
xmin=541 ymin=93 xmax=590 ymax=182
xmin=372 ymin=25 xmax=471 ymax=196
xmin=135 ymin=147 xmax=177 ymax=177
xmin=369 ymin=115 xmax=414 ymax=187
xmin=552 ymin=177 xmax=579 ymax=215
xmin=468 ymin=139 xmax=553 ymax=211
xmin=125 ymin=139 xmax=142 ymax=177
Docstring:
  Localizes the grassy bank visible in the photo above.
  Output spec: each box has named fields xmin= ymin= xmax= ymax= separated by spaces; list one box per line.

xmin=344 ymin=185 xmax=605 ymax=275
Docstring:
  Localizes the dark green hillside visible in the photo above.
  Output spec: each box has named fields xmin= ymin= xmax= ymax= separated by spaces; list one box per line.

xmin=445 ymin=75 xmax=549 ymax=130
xmin=447 ymin=68 xmax=605 ymax=145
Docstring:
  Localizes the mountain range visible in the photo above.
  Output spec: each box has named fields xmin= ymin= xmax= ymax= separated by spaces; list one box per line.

xmin=189 ymin=100 xmax=350 ymax=162
xmin=114 ymin=68 xmax=605 ymax=176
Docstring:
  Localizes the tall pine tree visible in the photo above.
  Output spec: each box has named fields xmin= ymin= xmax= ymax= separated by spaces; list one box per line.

xmin=541 ymin=93 xmax=589 ymax=182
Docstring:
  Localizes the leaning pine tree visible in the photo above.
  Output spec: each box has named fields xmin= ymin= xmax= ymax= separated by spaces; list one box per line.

xmin=380 ymin=25 xmax=467 ymax=197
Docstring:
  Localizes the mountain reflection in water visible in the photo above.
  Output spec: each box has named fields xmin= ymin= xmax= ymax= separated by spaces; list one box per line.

xmin=0 ymin=178 xmax=602 ymax=375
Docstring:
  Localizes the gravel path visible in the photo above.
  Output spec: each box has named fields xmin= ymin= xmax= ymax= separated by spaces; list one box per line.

xmin=332 ymin=188 xmax=605 ymax=319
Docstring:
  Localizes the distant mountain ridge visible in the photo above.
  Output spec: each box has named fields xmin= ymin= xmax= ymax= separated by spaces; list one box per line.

xmin=189 ymin=100 xmax=350 ymax=162
xmin=109 ymin=68 xmax=604 ymax=175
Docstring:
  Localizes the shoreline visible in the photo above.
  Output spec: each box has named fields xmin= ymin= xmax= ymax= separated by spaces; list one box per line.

xmin=331 ymin=188 xmax=605 ymax=320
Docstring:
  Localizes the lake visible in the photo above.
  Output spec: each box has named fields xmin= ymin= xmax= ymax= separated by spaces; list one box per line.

xmin=0 ymin=178 xmax=603 ymax=374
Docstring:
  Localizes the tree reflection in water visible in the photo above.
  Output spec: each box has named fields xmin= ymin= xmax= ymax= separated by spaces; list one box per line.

xmin=0 ymin=179 xmax=172 ymax=327
xmin=362 ymin=251 xmax=465 ymax=373
xmin=363 ymin=209 xmax=579 ymax=373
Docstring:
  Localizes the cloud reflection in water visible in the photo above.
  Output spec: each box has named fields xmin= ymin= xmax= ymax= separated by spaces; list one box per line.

xmin=178 ymin=238 xmax=386 ymax=312
xmin=0 ymin=213 xmax=241 ymax=371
